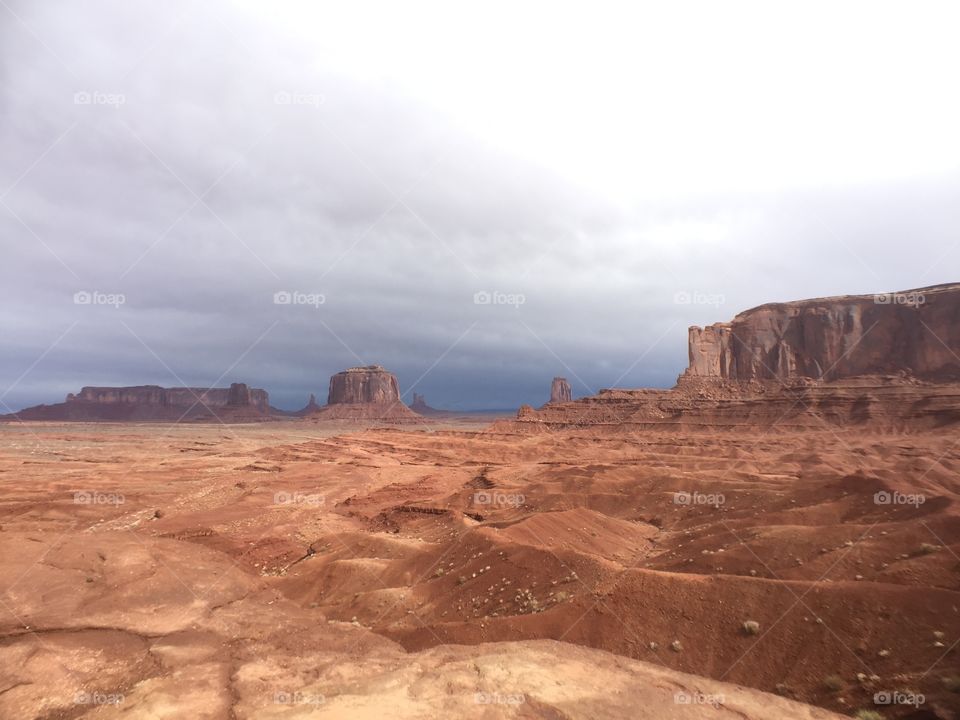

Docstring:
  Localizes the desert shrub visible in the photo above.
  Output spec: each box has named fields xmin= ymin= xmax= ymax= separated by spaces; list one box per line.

xmin=823 ymin=675 xmax=844 ymax=692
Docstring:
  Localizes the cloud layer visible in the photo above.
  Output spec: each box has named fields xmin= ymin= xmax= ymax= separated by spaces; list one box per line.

xmin=2 ymin=0 xmax=959 ymax=411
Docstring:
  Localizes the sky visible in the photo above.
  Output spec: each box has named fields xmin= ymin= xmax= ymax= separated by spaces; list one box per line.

xmin=2 ymin=0 xmax=959 ymax=411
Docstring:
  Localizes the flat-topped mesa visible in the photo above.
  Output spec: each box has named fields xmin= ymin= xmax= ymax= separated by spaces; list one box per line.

xmin=327 ymin=365 xmax=401 ymax=405
xmin=550 ymin=377 xmax=572 ymax=403
xmin=685 ymin=283 xmax=960 ymax=383
xmin=69 ymin=384 xmax=270 ymax=411
xmin=11 ymin=383 xmax=271 ymax=422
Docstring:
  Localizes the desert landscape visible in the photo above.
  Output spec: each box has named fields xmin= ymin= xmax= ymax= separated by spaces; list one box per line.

xmin=4 ymin=3 xmax=960 ymax=718
xmin=2 ymin=285 xmax=958 ymax=719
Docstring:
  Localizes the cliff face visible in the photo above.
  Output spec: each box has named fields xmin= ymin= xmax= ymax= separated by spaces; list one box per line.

xmin=685 ymin=284 xmax=960 ymax=382
xmin=327 ymin=366 xmax=401 ymax=405
xmin=550 ymin=377 xmax=572 ymax=403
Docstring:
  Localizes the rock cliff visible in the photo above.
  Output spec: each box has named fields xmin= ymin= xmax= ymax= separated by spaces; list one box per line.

xmin=685 ymin=283 xmax=960 ymax=382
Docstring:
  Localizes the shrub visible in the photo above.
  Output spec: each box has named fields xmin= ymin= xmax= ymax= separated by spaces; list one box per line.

xmin=823 ymin=675 xmax=844 ymax=692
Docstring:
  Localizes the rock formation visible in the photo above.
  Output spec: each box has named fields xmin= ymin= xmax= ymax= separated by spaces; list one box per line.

xmin=328 ymin=366 xmax=401 ymax=405
xmin=409 ymin=393 xmax=440 ymax=414
xmin=226 ymin=382 xmax=252 ymax=406
xmin=290 ymin=393 xmax=322 ymax=416
xmin=685 ymin=283 xmax=960 ymax=383
xmin=313 ymin=366 xmax=422 ymax=422
xmin=550 ymin=377 xmax=572 ymax=403
xmin=7 ymin=383 xmax=271 ymax=422
xmin=503 ymin=283 xmax=960 ymax=433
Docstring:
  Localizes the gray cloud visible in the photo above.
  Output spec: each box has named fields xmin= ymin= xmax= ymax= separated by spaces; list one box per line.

xmin=2 ymin=1 xmax=958 ymax=412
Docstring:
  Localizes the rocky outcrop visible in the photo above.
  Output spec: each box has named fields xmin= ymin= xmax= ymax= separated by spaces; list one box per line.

xmin=290 ymin=393 xmax=322 ymax=416
xmin=550 ymin=377 xmax=572 ymax=403
xmin=685 ymin=283 xmax=960 ymax=383
xmin=410 ymin=393 xmax=438 ymax=414
xmin=226 ymin=382 xmax=253 ymax=406
xmin=314 ymin=366 xmax=422 ymax=422
xmin=328 ymin=366 xmax=401 ymax=405
xmin=8 ymin=383 xmax=271 ymax=422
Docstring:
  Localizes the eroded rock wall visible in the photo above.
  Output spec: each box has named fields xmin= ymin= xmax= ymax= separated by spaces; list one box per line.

xmin=686 ymin=284 xmax=960 ymax=382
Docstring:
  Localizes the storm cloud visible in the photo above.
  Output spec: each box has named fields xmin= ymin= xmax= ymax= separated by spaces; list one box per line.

xmin=2 ymin=0 xmax=959 ymax=411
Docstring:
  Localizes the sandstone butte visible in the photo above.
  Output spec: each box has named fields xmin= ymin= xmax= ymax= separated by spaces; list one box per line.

xmin=304 ymin=365 xmax=423 ymax=422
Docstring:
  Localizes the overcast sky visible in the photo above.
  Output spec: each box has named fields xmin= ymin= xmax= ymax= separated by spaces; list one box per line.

xmin=2 ymin=0 xmax=959 ymax=411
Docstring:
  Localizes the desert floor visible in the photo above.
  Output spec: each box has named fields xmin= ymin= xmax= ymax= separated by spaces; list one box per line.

xmin=1 ymin=418 xmax=957 ymax=719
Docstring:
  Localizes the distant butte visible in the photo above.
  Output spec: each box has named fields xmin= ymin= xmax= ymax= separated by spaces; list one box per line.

xmin=5 ymin=383 xmax=270 ymax=422
xmin=310 ymin=366 xmax=423 ymax=422
xmin=410 ymin=392 xmax=440 ymax=415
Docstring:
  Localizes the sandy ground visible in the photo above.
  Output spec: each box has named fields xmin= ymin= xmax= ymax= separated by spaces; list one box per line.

xmin=1 ymin=418 xmax=957 ymax=719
